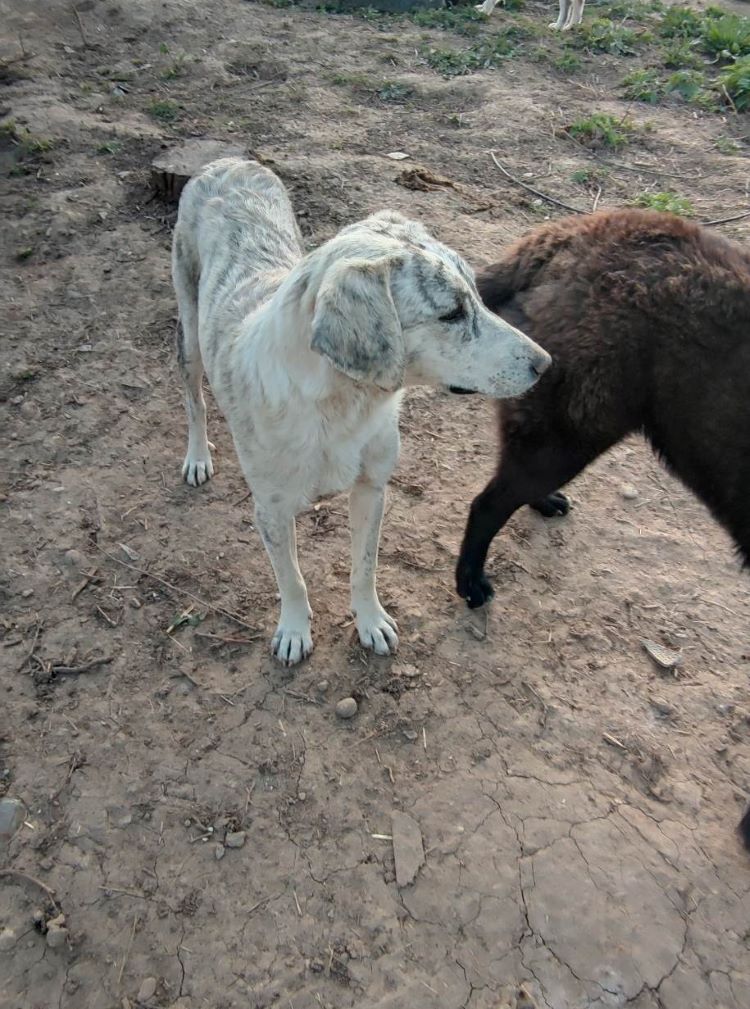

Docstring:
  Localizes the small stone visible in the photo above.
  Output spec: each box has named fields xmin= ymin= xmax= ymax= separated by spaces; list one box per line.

xmin=21 ymin=588 xmax=34 ymax=598
xmin=63 ymin=548 xmax=87 ymax=569
xmin=650 ymin=698 xmax=674 ymax=718
xmin=45 ymin=916 xmax=69 ymax=949
xmin=137 ymin=977 xmax=158 ymax=1003
xmin=213 ymin=844 xmax=225 ymax=861
xmin=391 ymin=811 xmax=425 ymax=887
xmin=315 ymin=679 xmax=329 ymax=694
xmin=621 ymin=484 xmax=639 ymax=500
xmin=225 ymin=830 xmax=246 ymax=849
xmin=335 ymin=697 xmax=358 ymax=720
xmin=0 ymin=927 xmax=17 ymax=951
xmin=0 ymin=796 xmax=26 ymax=841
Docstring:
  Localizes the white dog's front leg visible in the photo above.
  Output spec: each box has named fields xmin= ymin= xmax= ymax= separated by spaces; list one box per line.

xmin=254 ymin=503 xmax=313 ymax=666
xmin=475 ymin=0 xmax=499 ymax=14
xmin=349 ymin=481 xmax=398 ymax=656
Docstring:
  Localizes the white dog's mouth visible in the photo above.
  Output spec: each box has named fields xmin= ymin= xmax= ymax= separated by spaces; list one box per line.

xmin=448 ymin=385 xmax=478 ymax=395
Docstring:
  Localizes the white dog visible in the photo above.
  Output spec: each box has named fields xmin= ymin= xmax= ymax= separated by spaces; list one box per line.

xmin=476 ymin=0 xmax=585 ymax=31
xmin=172 ymin=158 xmax=550 ymax=665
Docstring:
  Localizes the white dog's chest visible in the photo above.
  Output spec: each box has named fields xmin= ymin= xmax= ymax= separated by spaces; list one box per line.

xmin=222 ymin=387 xmax=399 ymax=511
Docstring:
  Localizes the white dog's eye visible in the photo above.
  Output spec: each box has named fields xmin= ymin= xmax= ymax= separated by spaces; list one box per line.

xmin=439 ymin=303 xmax=466 ymax=323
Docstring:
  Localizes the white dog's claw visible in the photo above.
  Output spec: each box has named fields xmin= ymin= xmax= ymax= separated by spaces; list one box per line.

xmin=182 ymin=453 xmax=215 ymax=487
xmin=356 ymin=608 xmax=399 ymax=656
xmin=272 ymin=625 xmax=313 ymax=666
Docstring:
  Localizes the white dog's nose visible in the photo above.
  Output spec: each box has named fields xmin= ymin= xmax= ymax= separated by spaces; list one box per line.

xmin=530 ymin=347 xmax=552 ymax=378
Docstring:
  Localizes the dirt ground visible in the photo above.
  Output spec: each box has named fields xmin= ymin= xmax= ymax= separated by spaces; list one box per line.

xmin=1 ymin=1 xmax=749 ymax=1007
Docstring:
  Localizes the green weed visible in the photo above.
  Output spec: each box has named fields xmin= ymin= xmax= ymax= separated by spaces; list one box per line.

xmin=566 ymin=112 xmax=634 ymax=149
xmin=622 ymin=68 xmax=662 ymax=102
xmin=632 ymin=191 xmax=694 ymax=215
xmin=147 ymin=99 xmax=179 ymax=122
xmin=716 ymin=54 xmax=750 ymax=111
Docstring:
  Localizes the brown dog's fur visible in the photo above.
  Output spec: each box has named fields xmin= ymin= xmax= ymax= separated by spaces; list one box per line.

xmin=454 ymin=209 xmax=750 ymax=849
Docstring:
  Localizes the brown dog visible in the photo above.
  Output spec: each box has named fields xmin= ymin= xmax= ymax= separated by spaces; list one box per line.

xmin=454 ymin=209 xmax=750 ymax=849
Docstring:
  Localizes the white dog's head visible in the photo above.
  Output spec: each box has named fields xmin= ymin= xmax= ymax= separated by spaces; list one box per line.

xmin=309 ymin=212 xmax=550 ymax=396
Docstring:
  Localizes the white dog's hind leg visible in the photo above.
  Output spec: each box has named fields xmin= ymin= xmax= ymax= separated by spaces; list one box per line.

xmin=349 ymin=480 xmax=398 ymax=656
xmin=174 ymin=259 xmax=214 ymax=487
xmin=254 ymin=502 xmax=313 ymax=666
xmin=475 ymin=0 xmax=499 ymax=14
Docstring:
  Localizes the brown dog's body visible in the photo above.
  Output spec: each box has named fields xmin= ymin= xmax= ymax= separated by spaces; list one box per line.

xmin=454 ymin=209 xmax=750 ymax=849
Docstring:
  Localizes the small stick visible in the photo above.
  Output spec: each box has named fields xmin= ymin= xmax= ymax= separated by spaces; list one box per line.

xmin=701 ymin=210 xmax=750 ymax=227
xmin=293 ymin=890 xmax=303 ymax=917
xmin=117 ymin=914 xmax=139 ymax=988
xmin=92 ymin=544 xmax=258 ymax=633
xmin=490 ymin=151 xmax=588 ymax=216
xmin=98 ymin=885 xmax=146 ymax=899
xmin=96 ymin=605 xmax=119 ymax=627
xmin=193 ymin=631 xmax=260 ymax=645
xmin=18 ymin=620 xmax=41 ymax=673
xmin=72 ymin=6 xmax=89 ymax=48
xmin=282 ymin=688 xmax=320 ymax=706
xmin=51 ymin=656 xmax=113 ymax=676
xmin=602 ymin=731 xmax=628 ymax=750
xmin=592 ymin=185 xmax=602 ymax=213
xmin=0 ymin=869 xmax=61 ymax=912
xmin=72 ymin=567 xmax=98 ymax=600
xmin=246 ymin=892 xmax=280 ymax=916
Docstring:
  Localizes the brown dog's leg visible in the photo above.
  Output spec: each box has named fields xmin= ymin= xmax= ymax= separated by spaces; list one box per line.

xmin=456 ymin=440 xmax=591 ymax=608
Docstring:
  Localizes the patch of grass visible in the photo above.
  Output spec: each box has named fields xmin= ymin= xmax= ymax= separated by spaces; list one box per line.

xmin=665 ymin=69 xmax=706 ymax=101
xmin=566 ymin=112 xmax=634 ymax=149
xmin=622 ymin=67 xmax=662 ymax=103
xmin=1 ymin=120 xmax=56 ymax=159
xmin=632 ymin=191 xmax=694 ymax=215
xmin=714 ymin=135 xmax=740 ymax=155
xmin=660 ymin=38 xmax=702 ymax=68
xmin=410 ymin=7 xmax=484 ymax=35
xmin=161 ymin=53 xmax=189 ymax=80
xmin=146 ymin=99 xmax=179 ymax=122
xmin=15 ymin=246 xmax=34 ymax=261
xmin=330 ymin=71 xmax=376 ymax=89
xmin=422 ymin=45 xmax=483 ymax=76
xmin=658 ymin=5 xmax=703 ymax=40
xmin=576 ymin=18 xmax=642 ymax=56
xmin=96 ymin=140 xmax=123 ymax=155
xmin=701 ymin=14 xmax=750 ymax=59
xmin=606 ymin=0 xmax=664 ymax=17
xmin=571 ymin=166 xmax=608 ymax=186
xmin=554 ymin=51 xmax=583 ymax=73
xmin=717 ymin=54 xmax=750 ymax=111
xmin=423 ymin=24 xmax=532 ymax=76
xmin=377 ymin=80 xmax=414 ymax=102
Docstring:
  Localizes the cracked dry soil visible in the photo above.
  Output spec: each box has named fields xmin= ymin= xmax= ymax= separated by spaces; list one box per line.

xmin=1 ymin=2 xmax=749 ymax=1007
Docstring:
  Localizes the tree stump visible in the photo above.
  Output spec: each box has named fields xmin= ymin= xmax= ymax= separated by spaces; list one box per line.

xmin=151 ymin=140 xmax=249 ymax=202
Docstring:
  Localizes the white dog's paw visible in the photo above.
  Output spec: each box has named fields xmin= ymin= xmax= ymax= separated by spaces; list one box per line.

xmin=182 ymin=442 xmax=215 ymax=487
xmin=549 ymin=22 xmax=563 ymax=30
xmin=356 ymin=605 xmax=399 ymax=656
xmin=272 ymin=620 xmax=313 ymax=667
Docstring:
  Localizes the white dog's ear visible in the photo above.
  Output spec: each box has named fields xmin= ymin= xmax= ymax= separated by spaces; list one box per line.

xmin=311 ymin=256 xmax=404 ymax=391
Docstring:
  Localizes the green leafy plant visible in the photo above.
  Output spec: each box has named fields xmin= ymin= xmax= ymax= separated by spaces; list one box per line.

xmin=665 ymin=69 xmax=706 ymax=101
xmin=716 ymin=54 xmax=750 ymax=111
xmin=147 ymin=99 xmax=179 ymax=121
xmin=566 ymin=112 xmax=634 ymax=149
xmin=577 ymin=18 xmax=641 ymax=55
xmin=701 ymin=14 xmax=750 ymax=59
xmin=632 ymin=191 xmax=694 ymax=215
xmin=622 ymin=68 xmax=663 ymax=102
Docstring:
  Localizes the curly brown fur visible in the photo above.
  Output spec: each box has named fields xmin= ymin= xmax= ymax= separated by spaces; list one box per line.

xmin=456 ymin=208 xmax=750 ymax=850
